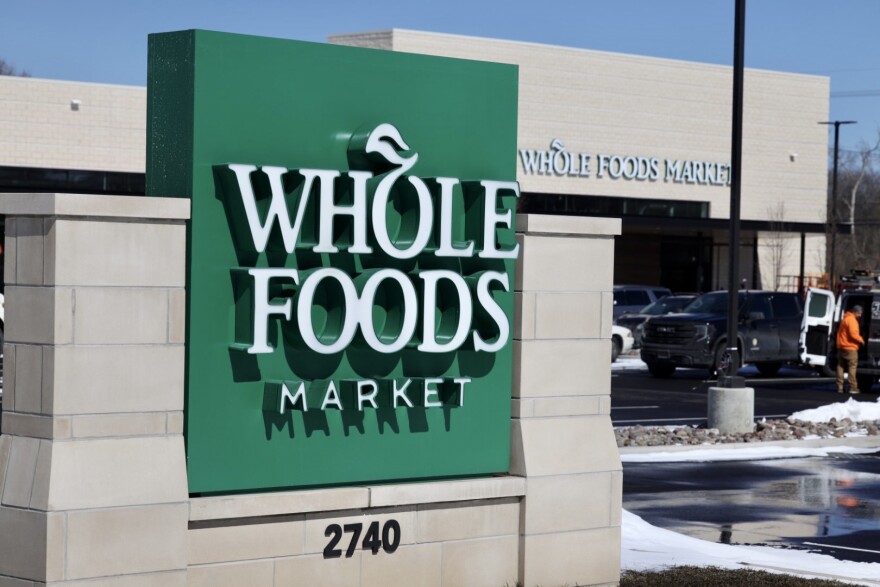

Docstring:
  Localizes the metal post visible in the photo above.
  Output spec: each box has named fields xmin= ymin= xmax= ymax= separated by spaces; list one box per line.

xmin=798 ymin=232 xmax=806 ymax=296
xmin=721 ymin=0 xmax=746 ymax=387
xmin=819 ymin=120 xmax=856 ymax=292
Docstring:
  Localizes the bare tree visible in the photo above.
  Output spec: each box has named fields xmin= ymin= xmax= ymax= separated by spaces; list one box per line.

xmin=764 ymin=201 xmax=790 ymax=291
xmin=0 ymin=58 xmax=30 ymax=77
xmin=831 ymin=130 xmax=880 ymax=275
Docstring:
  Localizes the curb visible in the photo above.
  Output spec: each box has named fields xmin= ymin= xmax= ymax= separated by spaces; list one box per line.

xmin=618 ymin=434 xmax=880 ymax=455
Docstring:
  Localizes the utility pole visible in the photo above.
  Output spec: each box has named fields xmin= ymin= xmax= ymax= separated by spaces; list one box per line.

xmin=818 ymin=120 xmax=856 ymax=292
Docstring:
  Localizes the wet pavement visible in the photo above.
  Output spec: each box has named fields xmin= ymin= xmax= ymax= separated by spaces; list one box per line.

xmin=624 ymin=451 xmax=880 ymax=563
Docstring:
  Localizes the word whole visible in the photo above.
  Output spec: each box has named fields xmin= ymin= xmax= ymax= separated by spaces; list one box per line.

xmin=519 ymin=139 xmax=731 ymax=187
xmin=223 ymin=124 xmax=519 ymax=412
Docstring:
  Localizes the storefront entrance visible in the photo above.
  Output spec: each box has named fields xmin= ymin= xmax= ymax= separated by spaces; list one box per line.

xmin=615 ymin=233 xmax=712 ymax=294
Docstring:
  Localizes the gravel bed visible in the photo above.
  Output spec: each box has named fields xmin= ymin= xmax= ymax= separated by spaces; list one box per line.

xmin=616 ymin=417 xmax=880 ymax=447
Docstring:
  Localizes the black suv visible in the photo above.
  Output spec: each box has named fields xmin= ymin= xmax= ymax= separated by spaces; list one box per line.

xmin=640 ymin=290 xmax=804 ymax=378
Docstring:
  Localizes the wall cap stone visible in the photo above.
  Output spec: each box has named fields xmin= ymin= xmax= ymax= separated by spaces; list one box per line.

xmin=0 ymin=193 xmax=190 ymax=220
xmin=190 ymin=476 xmax=526 ymax=522
xmin=369 ymin=475 xmax=526 ymax=508
xmin=517 ymin=214 xmax=621 ymax=237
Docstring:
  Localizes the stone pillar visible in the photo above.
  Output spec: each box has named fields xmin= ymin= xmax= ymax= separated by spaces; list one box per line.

xmin=0 ymin=193 xmax=190 ymax=586
xmin=512 ymin=214 xmax=622 ymax=587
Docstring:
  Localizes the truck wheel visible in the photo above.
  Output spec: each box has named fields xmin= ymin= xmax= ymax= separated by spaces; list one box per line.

xmin=711 ymin=343 xmax=741 ymax=379
xmin=756 ymin=362 xmax=782 ymax=377
xmin=857 ymin=374 xmax=876 ymax=393
xmin=647 ymin=363 xmax=676 ymax=378
xmin=611 ymin=336 xmax=622 ymax=363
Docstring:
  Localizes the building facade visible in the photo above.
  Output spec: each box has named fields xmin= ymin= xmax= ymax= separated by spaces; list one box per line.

xmin=0 ymin=76 xmax=144 ymax=193
xmin=0 ymin=30 xmax=830 ymax=293
xmin=331 ymin=30 xmax=830 ymax=293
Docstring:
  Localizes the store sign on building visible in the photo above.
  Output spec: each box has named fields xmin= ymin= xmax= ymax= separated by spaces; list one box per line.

xmin=147 ymin=30 xmax=519 ymax=494
xmin=519 ymin=139 xmax=731 ymax=186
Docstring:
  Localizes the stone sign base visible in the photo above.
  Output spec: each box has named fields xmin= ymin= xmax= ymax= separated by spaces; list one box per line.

xmin=0 ymin=196 xmax=621 ymax=586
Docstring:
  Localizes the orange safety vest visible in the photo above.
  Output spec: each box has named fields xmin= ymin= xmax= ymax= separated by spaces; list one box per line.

xmin=837 ymin=311 xmax=864 ymax=351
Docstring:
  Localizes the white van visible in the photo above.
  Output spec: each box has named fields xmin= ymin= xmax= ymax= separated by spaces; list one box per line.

xmin=800 ymin=287 xmax=878 ymax=392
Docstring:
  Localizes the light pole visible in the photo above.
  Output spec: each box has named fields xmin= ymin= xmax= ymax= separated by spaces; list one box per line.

xmin=819 ymin=120 xmax=856 ymax=291
xmin=721 ymin=0 xmax=746 ymax=388
xmin=706 ymin=0 xmax=754 ymax=436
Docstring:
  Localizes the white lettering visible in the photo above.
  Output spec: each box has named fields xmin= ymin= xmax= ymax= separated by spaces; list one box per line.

xmin=228 ymin=123 xmax=523 ymax=360
xmin=519 ymin=149 xmax=540 ymax=174
xmin=552 ymin=148 xmax=569 ymax=175
xmin=313 ymin=169 xmax=368 ymax=254
xmin=434 ymin=177 xmax=475 ymax=258
xmin=608 ymin=155 xmax=623 ymax=179
xmin=321 ymin=381 xmax=343 ymax=410
xmin=296 ymin=268 xmax=359 ymax=354
xmin=367 ymin=125 xmax=434 ymax=259
xmin=705 ymin=162 xmax=717 ymax=185
xmin=393 ymin=379 xmax=414 ymax=408
xmin=597 ymin=154 xmax=610 ymax=178
xmin=538 ymin=150 xmax=552 ymax=174
xmin=579 ymin=153 xmax=591 ymax=177
xmin=280 ymin=381 xmax=307 ymax=414
xmin=418 ymin=270 xmax=473 ymax=353
xmin=622 ymin=156 xmax=638 ymax=180
xmin=649 ymin=158 xmax=660 ymax=180
xmin=681 ymin=160 xmax=694 ymax=183
xmin=478 ymin=180 xmax=520 ymax=259
xmin=229 ymin=164 xmax=312 ymax=253
xmin=424 ymin=378 xmax=443 ymax=408
xmin=454 ymin=377 xmax=471 ymax=406
xmin=473 ymin=272 xmax=511 ymax=353
xmin=248 ymin=268 xmax=299 ymax=354
xmin=358 ymin=269 xmax=418 ymax=353
xmin=665 ymin=159 xmax=682 ymax=182
xmin=693 ymin=161 xmax=705 ymax=184
xmin=357 ymin=380 xmax=379 ymax=411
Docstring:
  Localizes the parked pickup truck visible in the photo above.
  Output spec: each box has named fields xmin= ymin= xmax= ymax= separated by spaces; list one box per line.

xmin=640 ymin=290 xmax=804 ymax=378
xmin=800 ymin=287 xmax=880 ymax=392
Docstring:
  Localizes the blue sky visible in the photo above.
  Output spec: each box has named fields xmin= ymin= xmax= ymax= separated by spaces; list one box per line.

xmin=2 ymin=0 xmax=878 ymax=152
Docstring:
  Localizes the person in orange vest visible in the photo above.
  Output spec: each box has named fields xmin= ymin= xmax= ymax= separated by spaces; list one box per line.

xmin=837 ymin=304 xmax=865 ymax=394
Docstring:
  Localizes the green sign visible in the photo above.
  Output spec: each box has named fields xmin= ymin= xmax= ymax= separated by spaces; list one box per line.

xmin=147 ymin=30 xmax=519 ymax=494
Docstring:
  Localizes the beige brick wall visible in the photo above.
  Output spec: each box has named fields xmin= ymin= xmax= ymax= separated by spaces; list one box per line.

xmin=331 ymin=29 xmax=829 ymax=226
xmin=0 ymin=76 xmax=145 ymax=172
xmin=0 ymin=193 xmax=190 ymax=585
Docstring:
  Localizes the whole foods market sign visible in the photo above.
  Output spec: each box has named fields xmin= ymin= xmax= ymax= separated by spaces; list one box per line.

xmin=147 ymin=30 xmax=519 ymax=493
xmin=520 ymin=139 xmax=731 ymax=186
xmin=225 ymin=123 xmax=518 ymax=411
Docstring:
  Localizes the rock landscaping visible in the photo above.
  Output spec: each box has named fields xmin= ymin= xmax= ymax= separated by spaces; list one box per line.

xmin=615 ymin=417 xmax=880 ymax=447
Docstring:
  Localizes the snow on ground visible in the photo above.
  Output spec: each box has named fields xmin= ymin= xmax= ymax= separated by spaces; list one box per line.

xmin=611 ymin=354 xmax=647 ymax=371
xmin=791 ymin=397 xmax=880 ymax=423
xmin=621 ymin=444 xmax=879 ymax=463
xmin=622 ymin=510 xmax=880 ymax=586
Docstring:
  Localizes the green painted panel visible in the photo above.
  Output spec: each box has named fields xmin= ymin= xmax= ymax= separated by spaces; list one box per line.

xmin=147 ymin=30 xmax=519 ymax=494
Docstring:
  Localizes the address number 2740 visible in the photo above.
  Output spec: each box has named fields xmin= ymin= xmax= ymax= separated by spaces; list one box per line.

xmin=323 ymin=520 xmax=401 ymax=559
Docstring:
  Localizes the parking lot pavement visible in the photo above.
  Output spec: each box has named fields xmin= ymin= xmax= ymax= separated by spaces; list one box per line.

xmin=623 ymin=445 xmax=880 ymax=565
